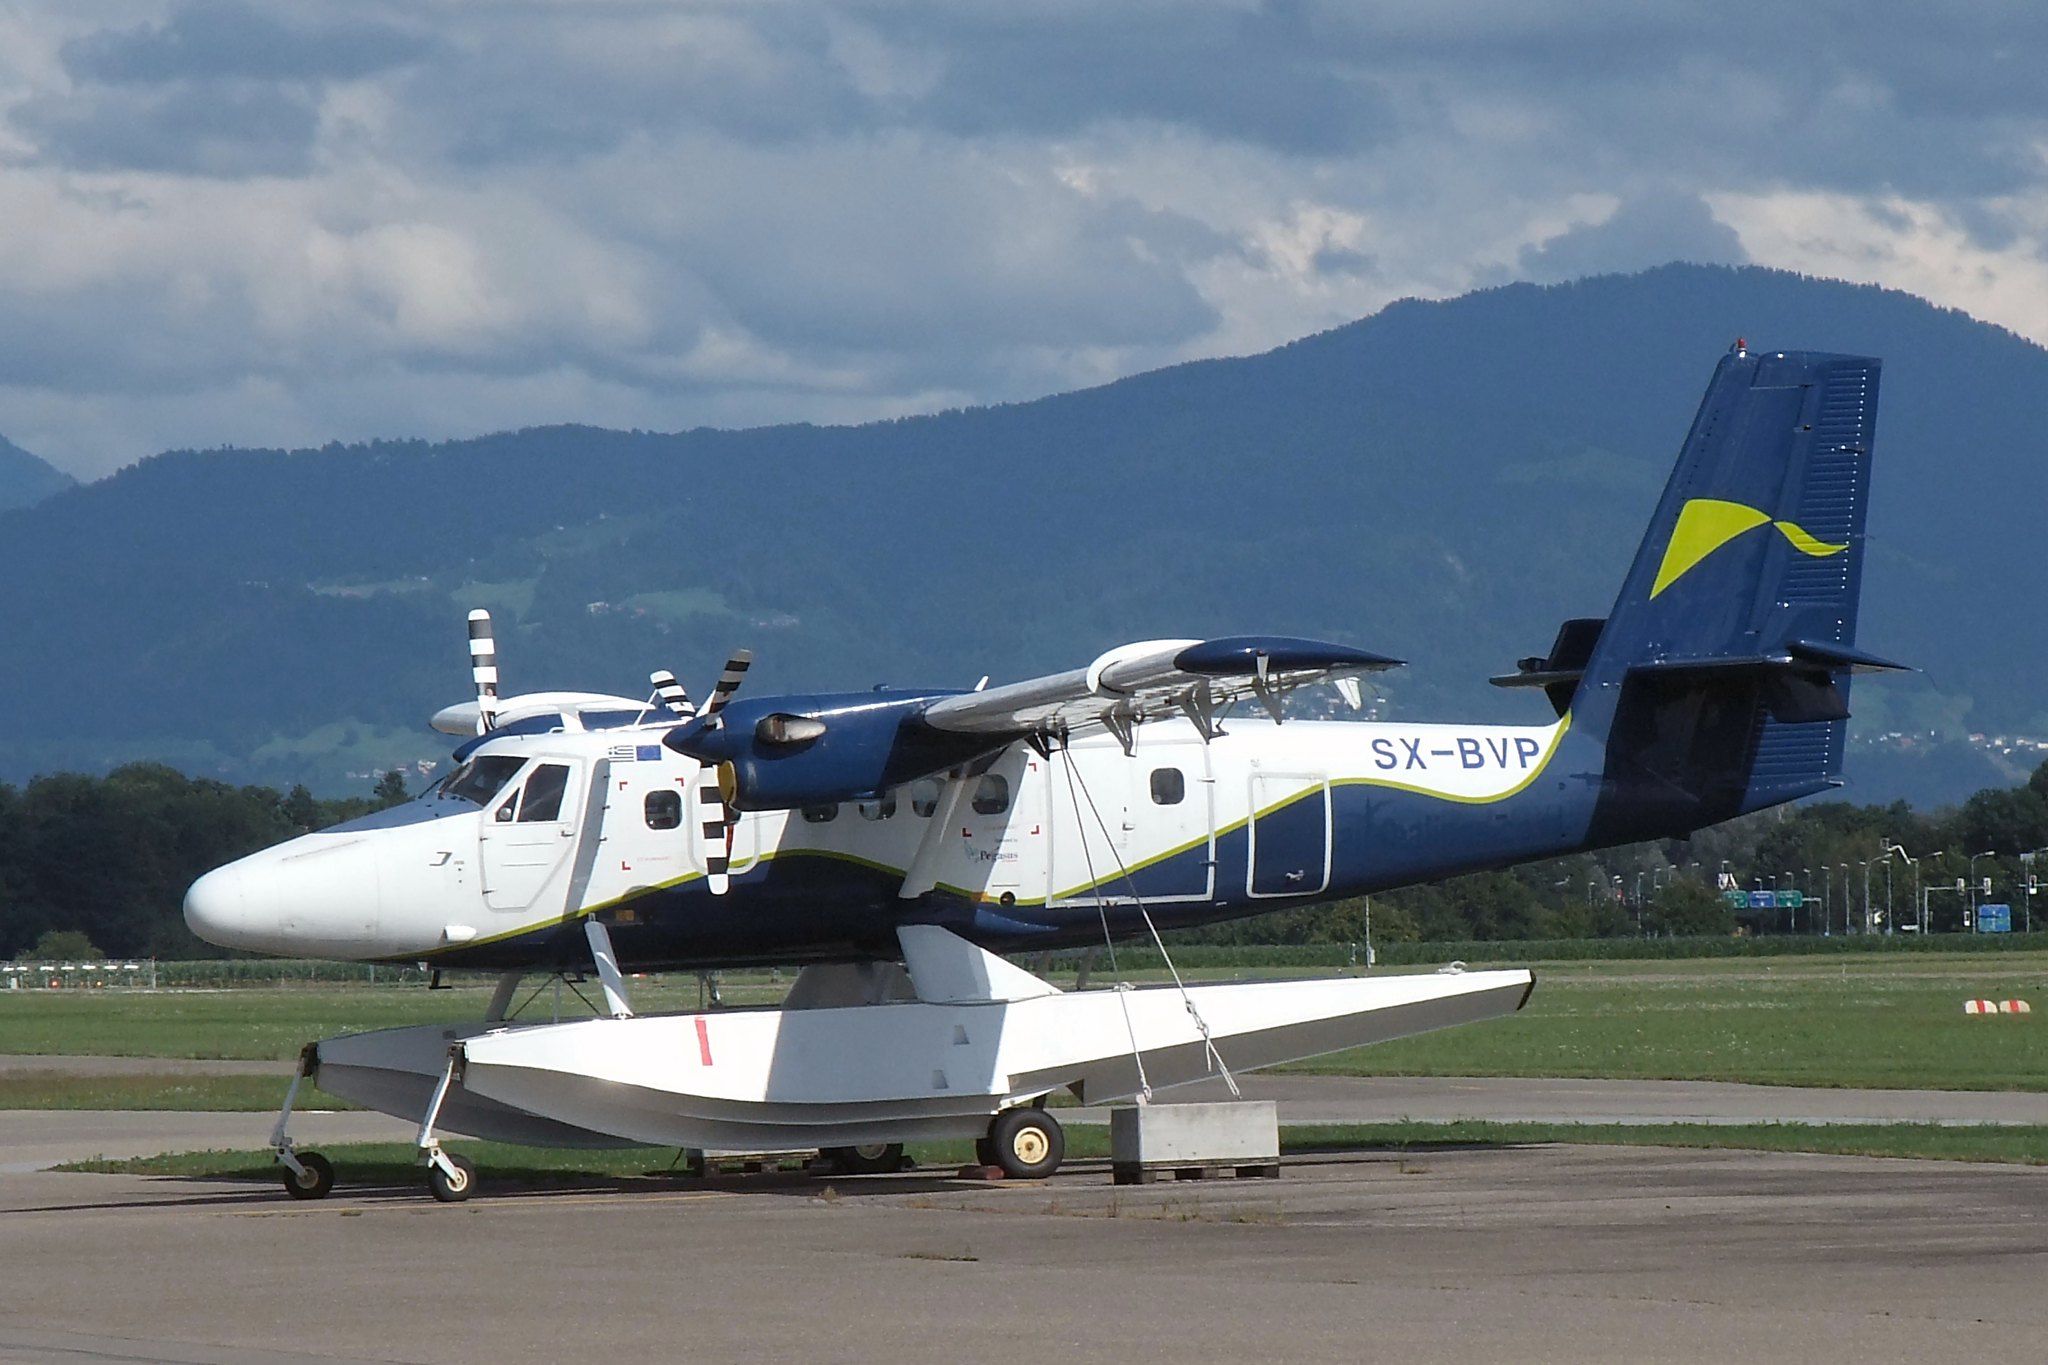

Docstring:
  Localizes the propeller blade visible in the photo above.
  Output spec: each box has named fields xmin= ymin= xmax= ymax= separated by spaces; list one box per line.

xmin=701 ymin=649 xmax=753 ymax=717
xmin=698 ymin=766 xmax=732 ymax=895
xmin=467 ymin=609 xmax=499 ymax=735
xmin=650 ymin=669 xmax=696 ymax=719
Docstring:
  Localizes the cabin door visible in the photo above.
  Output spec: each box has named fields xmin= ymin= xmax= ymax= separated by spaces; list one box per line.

xmin=1049 ymin=740 xmax=1214 ymax=906
xmin=1247 ymin=773 xmax=1330 ymax=898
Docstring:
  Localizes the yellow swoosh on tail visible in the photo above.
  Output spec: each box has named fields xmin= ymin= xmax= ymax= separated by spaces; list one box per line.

xmin=1650 ymin=499 xmax=1770 ymax=598
xmin=1650 ymin=498 xmax=1848 ymax=598
xmin=1773 ymin=519 xmax=1848 ymax=557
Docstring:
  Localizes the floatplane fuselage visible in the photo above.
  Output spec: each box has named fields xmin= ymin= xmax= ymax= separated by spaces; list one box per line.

xmin=179 ymin=345 xmax=1895 ymax=1198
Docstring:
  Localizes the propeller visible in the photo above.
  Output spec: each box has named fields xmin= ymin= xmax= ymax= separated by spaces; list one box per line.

xmin=649 ymin=669 xmax=695 ymax=719
xmin=690 ymin=649 xmax=753 ymax=895
xmin=467 ymin=609 xmax=499 ymax=735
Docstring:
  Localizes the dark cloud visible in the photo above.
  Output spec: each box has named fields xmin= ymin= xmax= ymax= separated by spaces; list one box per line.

xmin=0 ymin=1 xmax=2043 ymax=479
xmin=62 ymin=0 xmax=425 ymax=84
xmin=14 ymin=82 xmax=320 ymax=177
xmin=1519 ymin=194 xmax=1748 ymax=284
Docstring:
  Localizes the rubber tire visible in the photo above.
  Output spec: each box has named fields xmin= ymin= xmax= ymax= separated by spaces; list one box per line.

xmin=825 ymin=1142 xmax=904 ymax=1175
xmin=282 ymin=1151 xmax=334 ymax=1201
xmin=428 ymin=1153 xmax=477 ymax=1203
xmin=974 ymin=1137 xmax=997 ymax=1167
xmin=988 ymin=1109 xmax=1064 ymax=1180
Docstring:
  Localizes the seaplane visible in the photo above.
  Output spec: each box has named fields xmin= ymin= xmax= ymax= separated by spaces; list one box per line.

xmin=185 ymin=344 xmax=1896 ymax=1201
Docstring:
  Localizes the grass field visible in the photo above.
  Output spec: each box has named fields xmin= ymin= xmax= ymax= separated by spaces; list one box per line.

xmin=56 ymin=1121 xmax=2048 ymax=1183
xmin=1287 ymin=953 xmax=2048 ymax=1090
xmin=0 ymin=1073 xmax=337 ymax=1111
xmin=4 ymin=950 xmax=2045 ymax=1095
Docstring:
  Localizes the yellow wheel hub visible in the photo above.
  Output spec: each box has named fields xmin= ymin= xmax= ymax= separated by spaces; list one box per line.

xmin=1011 ymin=1128 xmax=1049 ymax=1165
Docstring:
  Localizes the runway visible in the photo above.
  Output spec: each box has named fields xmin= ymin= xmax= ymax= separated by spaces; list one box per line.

xmin=2 ymin=1141 xmax=2043 ymax=1363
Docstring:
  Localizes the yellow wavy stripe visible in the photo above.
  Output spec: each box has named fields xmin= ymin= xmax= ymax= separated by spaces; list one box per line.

xmin=1773 ymin=519 xmax=1848 ymax=557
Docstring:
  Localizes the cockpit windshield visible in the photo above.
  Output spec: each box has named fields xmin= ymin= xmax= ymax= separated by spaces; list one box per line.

xmin=436 ymin=755 xmax=527 ymax=807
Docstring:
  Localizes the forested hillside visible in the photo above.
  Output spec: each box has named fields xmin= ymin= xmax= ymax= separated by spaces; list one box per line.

xmin=0 ymin=435 xmax=71 ymax=512
xmin=0 ymin=264 xmax=2040 ymax=802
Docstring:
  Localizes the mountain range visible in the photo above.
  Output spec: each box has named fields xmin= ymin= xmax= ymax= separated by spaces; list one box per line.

xmin=0 ymin=263 xmax=2040 ymax=806
xmin=0 ymin=435 xmax=71 ymax=513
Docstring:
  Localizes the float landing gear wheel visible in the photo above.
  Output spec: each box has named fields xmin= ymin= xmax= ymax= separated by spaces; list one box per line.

xmin=825 ymin=1142 xmax=904 ymax=1175
xmin=428 ymin=1153 xmax=477 ymax=1203
xmin=281 ymin=1151 xmax=334 ymax=1200
xmin=987 ymin=1108 xmax=1064 ymax=1180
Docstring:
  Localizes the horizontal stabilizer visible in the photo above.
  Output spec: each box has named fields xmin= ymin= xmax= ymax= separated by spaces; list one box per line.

xmin=1490 ymin=617 xmax=1605 ymax=716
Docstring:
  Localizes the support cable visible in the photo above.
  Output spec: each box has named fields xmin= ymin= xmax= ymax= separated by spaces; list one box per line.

xmin=1057 ymin=742 xmax=1151 ymax=1103
xmin=1059 ymin=741 xmax=1241 ymax=1100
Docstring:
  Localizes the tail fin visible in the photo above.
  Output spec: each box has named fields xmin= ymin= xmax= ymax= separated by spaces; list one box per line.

xmin=1588 ymin=343 xmax=1882 ymax=684
xmin=1505 ymin=343 xmax=1899 ymax=825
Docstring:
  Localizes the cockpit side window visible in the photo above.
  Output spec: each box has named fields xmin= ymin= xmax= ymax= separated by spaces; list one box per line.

xmin=440 ymin=755 xmax=527 ymax=807
xmin=516 ymin=763 xmax=571 ymax=823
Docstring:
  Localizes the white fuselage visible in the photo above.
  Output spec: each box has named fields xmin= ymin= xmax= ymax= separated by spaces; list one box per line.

xmin=185 ymin=710 xmax=1571 ymax=966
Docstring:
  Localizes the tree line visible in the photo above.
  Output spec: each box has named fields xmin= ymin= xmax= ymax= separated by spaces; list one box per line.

xmin=1 ymin=764 xmax=409 ymax=960
xmin=7 ymin=758 xmax=2048 ymax=961
xmin=1178 ymin=759 xmax=2048 ymax=947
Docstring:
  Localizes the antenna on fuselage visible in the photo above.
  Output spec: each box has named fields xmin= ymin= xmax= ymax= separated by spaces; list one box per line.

xmin=467 ymin=609 xmax=499 ymax=735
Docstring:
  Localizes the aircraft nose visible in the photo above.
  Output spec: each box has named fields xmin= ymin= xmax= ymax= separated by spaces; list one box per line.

xmin=183 ymin=861 xmax=277 ymax=951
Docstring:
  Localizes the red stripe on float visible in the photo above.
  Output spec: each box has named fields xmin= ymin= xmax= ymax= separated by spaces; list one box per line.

xmin=695 ymin=1016 xmax=713 ymax=1066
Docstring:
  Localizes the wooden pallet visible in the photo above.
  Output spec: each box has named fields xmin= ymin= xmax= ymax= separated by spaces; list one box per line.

xmin=1112 ymin=1162 xmax=1282 ymax=1185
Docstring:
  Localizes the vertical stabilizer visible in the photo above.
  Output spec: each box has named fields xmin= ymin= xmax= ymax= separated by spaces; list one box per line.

xmin=1572 ymin=344 xmax=1886 ymax=822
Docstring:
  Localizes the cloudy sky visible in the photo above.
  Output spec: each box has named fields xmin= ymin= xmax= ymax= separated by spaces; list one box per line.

xmin=1 ymin=1 xmax=2044 ymax=478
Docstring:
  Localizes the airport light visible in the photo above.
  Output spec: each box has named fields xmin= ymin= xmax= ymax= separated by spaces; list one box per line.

xmin=1884 ymin=842 xmax=1941 ymax=934
xmin=2021 ymin=849 xmax=2047 ymax=933
xmin=1969 ymin=851 xmax=1994 ymax=922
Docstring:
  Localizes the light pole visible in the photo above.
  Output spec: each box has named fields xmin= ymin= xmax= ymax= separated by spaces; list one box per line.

xmin=1859 ymin=859 xmax=1871 ymax=934
xmin=1886 ymin=843 xmax=1941 ymax=934
xmin=1969 ymin=851 xmax=1994 ymax=928
xmin=2022 ymin=850 xmax=2046 ymax=934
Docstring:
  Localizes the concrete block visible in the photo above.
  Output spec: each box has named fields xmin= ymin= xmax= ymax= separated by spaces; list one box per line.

xmin=1110 ymin=1100 xmax=1279 ymax=1180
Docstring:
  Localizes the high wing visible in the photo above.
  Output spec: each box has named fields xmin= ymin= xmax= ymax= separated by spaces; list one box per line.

xmin=919 ymin=635 xmax=1401 ymax=745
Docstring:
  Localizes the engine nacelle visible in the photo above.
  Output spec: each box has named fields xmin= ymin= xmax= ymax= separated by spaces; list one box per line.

xmin=661 ymin=691 xmax=1004 ymax=811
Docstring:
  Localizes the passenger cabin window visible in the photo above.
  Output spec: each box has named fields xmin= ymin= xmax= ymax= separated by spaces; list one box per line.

xmin=971 ymin=773 xmax=1010 ymax=816
xmin=441 ymin=755 xmax=527 ymax=807
xmin=645 ymin=790 xmax=682 ymax=831
xmin=516 ymin=764 xmax=571 ymax=823
xmin=910 ymin=779 xmax=940 ymax=818
xmin=801 ymin=803 xmax=838 ymax=824
xmin=858 ymin=794 xmax=897 ymax=821
xmin=1150 ymin=767 xmax=1186 ymax=806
